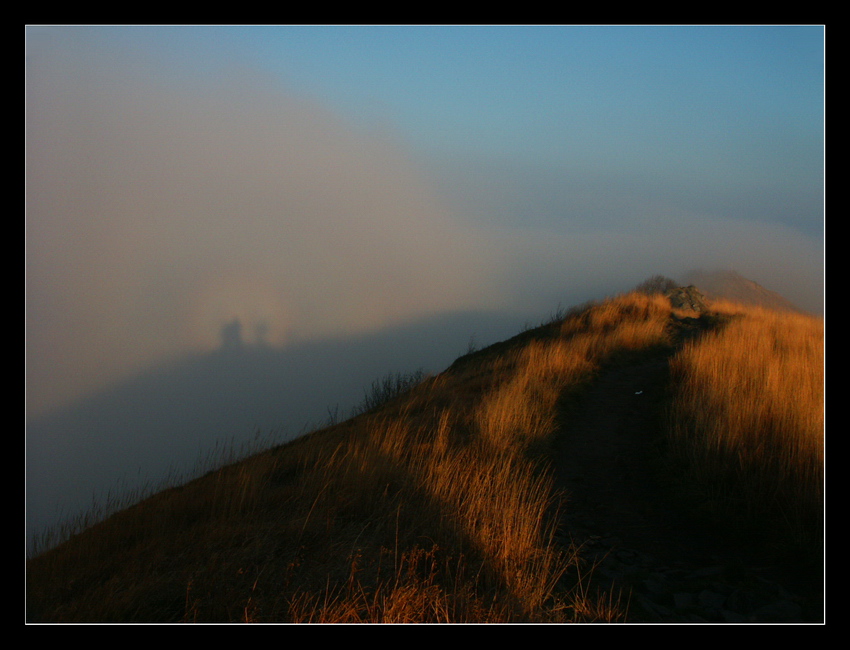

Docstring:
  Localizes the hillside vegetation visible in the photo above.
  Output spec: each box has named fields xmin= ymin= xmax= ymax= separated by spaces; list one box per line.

xmin=667 ymin=301 xmax=824 ymax=555
xmin=26 ymin=290 xmax=824 ymax=623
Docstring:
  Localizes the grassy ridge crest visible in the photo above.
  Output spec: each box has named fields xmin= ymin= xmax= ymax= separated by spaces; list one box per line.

xmin=26 ymin=291 xmax=824 ymax=623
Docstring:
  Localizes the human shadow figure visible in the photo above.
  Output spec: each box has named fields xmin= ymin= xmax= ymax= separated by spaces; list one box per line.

xmin=220 ymin=319 xmax=244 ymax=350
xmin=219 ymin=319 xmax=272 ymax=350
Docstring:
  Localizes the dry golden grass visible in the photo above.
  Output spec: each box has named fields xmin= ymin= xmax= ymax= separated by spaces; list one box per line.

xmin=667 ymin=300 xmax=824 ymax=554
xmin=27 ymin=291 xmax=822 ymax=622
xmin=30 ymin=295 xmax=663 ymax=622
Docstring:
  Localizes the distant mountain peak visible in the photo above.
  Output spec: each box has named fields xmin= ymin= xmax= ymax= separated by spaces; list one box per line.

xmin=681 ymin=269 xmax=801 ymax=313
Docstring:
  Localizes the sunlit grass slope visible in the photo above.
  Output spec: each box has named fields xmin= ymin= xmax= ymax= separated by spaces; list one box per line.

xmin=26 ymin=292 xmax=824 ymax=622
xmin=666 ymin=301 xmax=824 ymax=558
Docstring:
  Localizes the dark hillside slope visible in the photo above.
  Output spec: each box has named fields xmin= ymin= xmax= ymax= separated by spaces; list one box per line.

xmin=26 ymin=288 xmax=824 ymax=623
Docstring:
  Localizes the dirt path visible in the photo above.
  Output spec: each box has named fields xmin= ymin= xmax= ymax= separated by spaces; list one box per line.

xmin=554 ymin=353 xmax=700 ymax=559
xmin=549 ymin=323 xmax=822 ymax=623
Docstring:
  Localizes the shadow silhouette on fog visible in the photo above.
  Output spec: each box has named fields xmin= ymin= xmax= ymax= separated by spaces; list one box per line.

xmin=219 ymin=318 xmax=245 ymax=350
xmin=26 ymin=307 xmax=532 ymax=540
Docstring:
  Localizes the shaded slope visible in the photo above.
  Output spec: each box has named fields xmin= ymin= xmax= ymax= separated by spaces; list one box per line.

xmin=27 ymin=307 xmax=529 ymax=543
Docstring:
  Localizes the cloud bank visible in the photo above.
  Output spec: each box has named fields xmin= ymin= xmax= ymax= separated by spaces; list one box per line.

xmin=26 ymin=41 xmax=506 ymax=418
xmin=26 ymin=32 xmax=823 ymax=423
xmin=26 ymin=31 xmax=822 ymax=539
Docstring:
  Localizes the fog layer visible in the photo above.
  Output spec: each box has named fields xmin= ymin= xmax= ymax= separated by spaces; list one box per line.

xmin=26 ymin=30 xmax=823 ymax=542
xmin=26 ymin=41 xmax=508 ymax=419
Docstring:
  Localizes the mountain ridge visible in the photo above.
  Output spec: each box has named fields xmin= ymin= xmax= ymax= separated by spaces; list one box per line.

xmin=26 ymin=275 xmax=824 ymax=623
xmin=681 ymin=269 xmax=806 ymax=313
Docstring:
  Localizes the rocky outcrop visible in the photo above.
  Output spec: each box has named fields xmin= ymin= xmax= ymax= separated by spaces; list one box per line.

xmin=666 ymin=285 xmax=709 ymax=312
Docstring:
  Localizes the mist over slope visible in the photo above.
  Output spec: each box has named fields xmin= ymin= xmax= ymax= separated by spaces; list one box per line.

xmin=26 ymin=307 xmax=536 ymax=537
xmin=26 ymin=269 xmax=816 ymax=546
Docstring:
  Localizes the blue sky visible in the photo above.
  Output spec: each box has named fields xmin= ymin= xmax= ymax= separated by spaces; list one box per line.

xmin=171 ymin=25 xmax=823 ymax=216
xmin=26 ymin=25 xmax=824 ymax=418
